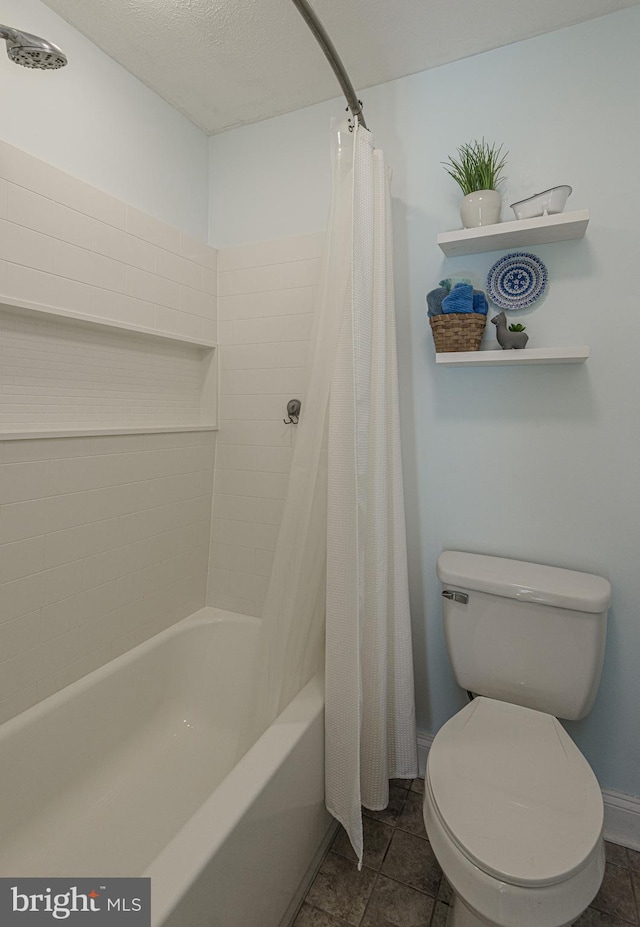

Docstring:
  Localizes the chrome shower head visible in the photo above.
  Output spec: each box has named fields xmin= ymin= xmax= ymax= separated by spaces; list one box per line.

xmin=0 ymin=24 xmax=67 ymax=70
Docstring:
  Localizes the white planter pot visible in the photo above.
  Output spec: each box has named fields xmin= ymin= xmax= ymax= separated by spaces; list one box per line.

xmin=460 ymin=189 xmax=502 ymax=228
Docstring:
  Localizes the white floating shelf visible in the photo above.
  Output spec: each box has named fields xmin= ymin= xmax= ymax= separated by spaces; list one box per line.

xmin=435 ymin=347 xmax=589 ymax=367
xmin=437 ymin=209 xmax=589 ymax=257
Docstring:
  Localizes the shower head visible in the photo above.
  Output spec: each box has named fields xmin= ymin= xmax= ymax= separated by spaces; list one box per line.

xmin=0 ymin=24 xmax=67 ymax=70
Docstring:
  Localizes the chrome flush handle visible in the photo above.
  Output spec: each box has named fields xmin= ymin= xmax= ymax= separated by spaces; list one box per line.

xmin=442 ymin=590 xmax=469 ymax=605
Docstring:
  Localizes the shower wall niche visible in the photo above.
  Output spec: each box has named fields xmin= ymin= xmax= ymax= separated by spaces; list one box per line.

xmin=0 ymin=304 xmax=217 ymax=437
xmin=0 ymin=139 xmax=218 ymax=439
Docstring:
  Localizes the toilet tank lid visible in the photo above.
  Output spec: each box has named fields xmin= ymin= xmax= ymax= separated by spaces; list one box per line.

xmin=437 ymin=551 xmax=611 ymax=613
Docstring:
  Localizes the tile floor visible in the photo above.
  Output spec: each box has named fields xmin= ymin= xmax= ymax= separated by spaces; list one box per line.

xmin=295 ymin=778 xmax=640 ymax=927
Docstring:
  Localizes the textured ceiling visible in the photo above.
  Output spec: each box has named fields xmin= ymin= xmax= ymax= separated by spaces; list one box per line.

xmin=40 ymin=0 xmax=639 ymax=135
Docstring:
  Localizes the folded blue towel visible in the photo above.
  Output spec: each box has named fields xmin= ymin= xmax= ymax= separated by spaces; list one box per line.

xmin=472 ymin=290 xmax=489 ymax=315
xmin=442 ymin=283 xmax=474 ymax=314
xmin=426 ymin=286 xmax=448 ymax=317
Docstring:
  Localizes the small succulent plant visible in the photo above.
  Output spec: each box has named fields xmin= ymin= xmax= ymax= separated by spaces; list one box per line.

xmin=508 ymin=323 xmax=526 ymax=332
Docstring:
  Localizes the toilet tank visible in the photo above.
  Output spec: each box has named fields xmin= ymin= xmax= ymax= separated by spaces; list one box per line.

xmin=437 ymin=551 xmax=611 ymax=720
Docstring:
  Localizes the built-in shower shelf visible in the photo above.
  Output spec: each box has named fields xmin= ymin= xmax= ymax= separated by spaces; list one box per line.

xmin=0 ymin=297 xmax=218 ymax=440
xmin=0 ymin=296 xmax=217 ymax=347
xmin=0 ymin=424 xmax=218 ymax=440
xmin=435 ymin=347 xmax=589 ymax=366
xmin=437 ymin=210 xmax=590 ymax=257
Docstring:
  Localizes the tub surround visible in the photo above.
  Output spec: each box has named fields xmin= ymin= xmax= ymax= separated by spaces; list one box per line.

xmin=208 ymin=231 xmax=324 ymax=617
xmin=0 ymin=150 xmax=327 ymax=726
xmin=0 ymin=138 xmax=217 ymax=345
xmin=0 ymin=139 xmax=219 ymax=440
xmin=0 ymin=431 xmax=214 ymax=723
xmin=0 ymin=140 xmax=220 ymax=724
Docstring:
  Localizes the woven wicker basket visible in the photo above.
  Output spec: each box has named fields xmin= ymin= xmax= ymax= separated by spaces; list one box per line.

xmin=430 ymin=312 xmax=486 ymax=353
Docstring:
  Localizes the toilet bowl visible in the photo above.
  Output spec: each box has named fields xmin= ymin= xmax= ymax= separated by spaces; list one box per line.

xmin=423 ymin=697 xmax=605 ymax=927
xmin=425 ymin=551 xmax=612 ymax=927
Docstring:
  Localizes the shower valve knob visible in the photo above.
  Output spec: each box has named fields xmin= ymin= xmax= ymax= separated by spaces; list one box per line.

xmin=284 ymin=399 xmax=301 ymax=425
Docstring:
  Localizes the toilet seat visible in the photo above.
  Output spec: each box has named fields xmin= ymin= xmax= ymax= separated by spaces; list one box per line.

xmin=427 ymin=697 xmax=603 ymax=888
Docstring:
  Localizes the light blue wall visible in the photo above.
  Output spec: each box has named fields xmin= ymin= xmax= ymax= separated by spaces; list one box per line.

xmin=0 ymin=0 xmax=209 ymax=239
xmin=210 ymin=7 xmax=640 ymax=798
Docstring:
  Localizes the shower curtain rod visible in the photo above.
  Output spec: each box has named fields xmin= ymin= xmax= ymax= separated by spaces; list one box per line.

xmin=292 ymin=0 xmax=368 ymax=130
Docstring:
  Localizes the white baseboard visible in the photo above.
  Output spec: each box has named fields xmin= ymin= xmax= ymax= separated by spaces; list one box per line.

xmin=417 ymin=729 xmax=640 ymax=852
xmin=416 ymin=729 xmax=433 ymax=778
xmin=602 ymin=788 xmax=640 ymax=851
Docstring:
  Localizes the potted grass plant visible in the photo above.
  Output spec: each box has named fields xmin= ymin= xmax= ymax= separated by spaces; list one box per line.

xmin=442 ymin=139 xmax=507 ymax=229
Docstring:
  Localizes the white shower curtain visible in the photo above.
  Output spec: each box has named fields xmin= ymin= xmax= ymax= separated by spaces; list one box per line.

xmin=241 ymin=119 xmax=417 ymax=865
xmin=239 ymin=119 xmax=354 ymax=750
xmin=324 ymin=121 xmax=418 ymax=864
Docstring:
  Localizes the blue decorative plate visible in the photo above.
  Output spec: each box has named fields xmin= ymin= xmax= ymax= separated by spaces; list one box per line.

xmin=486 ymin=252 xmax=548 ymax=310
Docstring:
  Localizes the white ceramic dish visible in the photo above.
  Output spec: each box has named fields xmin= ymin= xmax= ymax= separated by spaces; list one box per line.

xmin=511 ymin=185 xmax=572 ymax=220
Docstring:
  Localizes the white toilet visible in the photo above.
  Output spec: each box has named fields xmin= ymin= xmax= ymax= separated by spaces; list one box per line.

xmin=423 ymin=551 xmax=612 ymax=927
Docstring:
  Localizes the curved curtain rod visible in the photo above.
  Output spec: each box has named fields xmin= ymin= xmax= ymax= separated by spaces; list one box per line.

xmin=291 ymin=0 xmax=367 ymax=130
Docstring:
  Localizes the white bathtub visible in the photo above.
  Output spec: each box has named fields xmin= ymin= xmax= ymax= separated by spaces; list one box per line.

xmin=0 ymin=607 xmax=334 ymax=927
